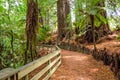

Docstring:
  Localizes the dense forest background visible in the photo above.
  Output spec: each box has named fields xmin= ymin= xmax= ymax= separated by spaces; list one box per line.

xmin=0 ymin=0 xmax=120 ymax=70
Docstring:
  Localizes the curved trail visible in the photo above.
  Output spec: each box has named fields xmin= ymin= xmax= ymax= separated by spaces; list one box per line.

xmin=50 ymin=50 xmax=115 ymax=80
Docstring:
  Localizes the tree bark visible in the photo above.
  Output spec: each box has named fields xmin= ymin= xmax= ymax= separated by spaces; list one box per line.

xmin=0 ymin=39 xmax=4 ymax=69
xmin=64 ymin=0 xmax=72 ymax=39
xmin=57 ymin=0 xmax=71 ymax=43
xmin=57 ymin=0 xmax=65 ymax=42
xmin=65 ymin=0 xmax=71 ymax=28
xmin=0 ymin=47 xmax=2 ymax=70
xmin=25 ymin=0 xmax=39 ymax=63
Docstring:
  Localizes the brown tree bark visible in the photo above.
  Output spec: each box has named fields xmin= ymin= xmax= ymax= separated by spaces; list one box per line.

xmin=25 ymin=0 xmax=39 ymax=64
xmin=57 ymin=0 xmax=65 ymax=42
xmin=0 ymin=61 xmax=1 ymax=70
xmin=65 ymin=0 xmax=71 ymax=28
xmin=64 ymin=0 xmax=72 ymax=39
xmin=0 ymin=43 xmax=4 ymax=69
xmin=57 ymin=0 xmax=71 ymax=43
xmin=0 ymin=47 xmax=2 ymax=70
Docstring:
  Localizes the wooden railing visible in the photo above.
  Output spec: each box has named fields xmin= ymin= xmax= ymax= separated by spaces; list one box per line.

xmin=0 ymin=45 xmax=61 ymax=80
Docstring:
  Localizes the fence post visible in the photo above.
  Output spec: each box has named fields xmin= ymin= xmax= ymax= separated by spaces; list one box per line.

xmin=48 ymin=59 xmax=51 ymax=74
xmin=58 ymin=52 xmax=61 ymax=62
xmin=48 ymin=45 xmax=52 ymax=73
xmin=24 ymin=75 xmax=28 ymax=80
xmin=7 ymin=77 xmax=10 ymax=80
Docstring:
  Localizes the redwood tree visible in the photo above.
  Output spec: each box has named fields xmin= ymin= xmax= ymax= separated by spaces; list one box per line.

xmin=25 ymin=0 xmax=39 ymax=63
xmin=57 ymin=0 xmax=71 ymax=43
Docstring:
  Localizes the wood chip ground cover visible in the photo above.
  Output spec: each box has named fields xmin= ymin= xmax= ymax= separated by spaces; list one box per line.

xmin=50 ymin=50 xmax=115 ymax=80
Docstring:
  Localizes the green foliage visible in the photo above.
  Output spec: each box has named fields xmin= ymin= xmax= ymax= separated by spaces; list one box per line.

xmin=97 ymin=13 xmax=107 ymax=24
xmin=116 ymin=35 xmax=120 ymax=40
xmin=38 ymin=0 xmax=57 ymax=27
xmin=94 ymin=16 xmax=101 ymax=27
xmin=74 ymin=0 xmax=108 ymax=35
xmin=0 ymin=0 xmax=26 ymax=68
xmin=106 ymin=0 xmax=120 ymax=30
xmin=37 ymin=27 xmax=48 ymax=41
xmin=37 ymin=25 xmax=52 ymax=42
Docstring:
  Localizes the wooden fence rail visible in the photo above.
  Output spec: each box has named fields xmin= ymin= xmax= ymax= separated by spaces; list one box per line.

xmin=0 ymin=45 xmax=61 ymax=80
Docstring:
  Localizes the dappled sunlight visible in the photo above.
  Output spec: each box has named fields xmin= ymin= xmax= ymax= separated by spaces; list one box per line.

xmin=90 ymin=68 xmax=99 ymax=73
xmin=76 ymin=76 xmax=92 ymax=80
xmin=58 ymin=75 xmax=93 ymax=80
xmin=63 ymin=55 xmax=88 ymax=61
xmin=74 ymin=56 xmax=88 ymax=61
xmin=63 ymin=56 xmax=73 ymax=59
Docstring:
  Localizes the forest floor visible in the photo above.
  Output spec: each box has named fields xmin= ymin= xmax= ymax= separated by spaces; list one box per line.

xmin=50 ymin=50 xmax=115 ymax=80
xmin=85 ymin=31 xmax=120 ymax=54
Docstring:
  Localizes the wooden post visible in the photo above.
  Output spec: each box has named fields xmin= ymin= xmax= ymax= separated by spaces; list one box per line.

xmin=51 ymin=47 xmax=53 ymax=52
xmin=58 ymin=52 xmax=61 ymax=62
xmin=7 ymin=77 xmax=10 ymax=80
xmin=48 ymin=59 xmax=51 ymax=74
xmin=14 ymin=74 xmax=17 ymax=80
xmin=24 ymin=75 xmax=29 ymax=80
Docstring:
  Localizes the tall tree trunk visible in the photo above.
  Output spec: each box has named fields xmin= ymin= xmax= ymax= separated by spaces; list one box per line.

xmin=57 ymin=0 xmax=65 ymax=43
xmin=65 ymin=0 xmax=71 ymax=28
xmin=64 ymin=0 xmax=72 ymax=39
xmin=25 ymin=0 xmax=39 ymax=64
xmin=57 ymin=0 xmax=71 ymax=43
xmin=0 ymin=43 xmax=4 ymax=69
xmin=0 ymin=59 xmax=1 ymax=70
xmin=11 ymin=30 xmax=14 ymax=54
xmin=0 ymin=46 xmax=2 ymax=70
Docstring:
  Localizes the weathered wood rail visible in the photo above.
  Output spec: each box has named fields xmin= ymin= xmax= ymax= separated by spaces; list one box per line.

xmin=0 ymin=45 xmax=61 ymax=80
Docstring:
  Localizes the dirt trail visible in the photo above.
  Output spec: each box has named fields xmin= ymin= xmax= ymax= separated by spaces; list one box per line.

xmin=50 ymin=50 xmax=115 ymax=80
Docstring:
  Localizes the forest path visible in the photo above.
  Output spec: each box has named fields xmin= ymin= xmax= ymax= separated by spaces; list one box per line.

xmin=50 ymin=50 xmax=115 ymax=80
